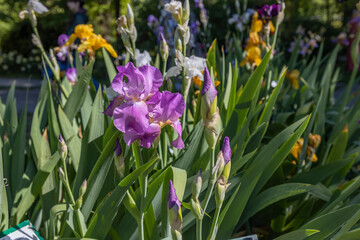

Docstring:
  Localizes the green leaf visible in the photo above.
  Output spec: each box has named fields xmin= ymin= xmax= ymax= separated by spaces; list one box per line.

xmin=327 ymin=127 xmax=348 ymax=163
xmin=257 ymin=67 xmax=286 ymax=127
xmin=235 ymin=49 xmax=272 ymax=131
xmin=273 ymin=229 xmax=319 ymax=240
xmin=85 ymin=157 xmax=159 ymax=239
xmin=66 ymin=206 xmax=87 ymax=238
xmin=10 ymin=98 xmax=27 ymax=195
xmin=161 ymin=167 xmax=187 ymax=238
xmin=102 ymin=48 xmax=117 ymax=83
xmin=64 ymin=61 xmax=95 ymax=122
xmin=289 ymin=159 xmax=354 ymax=184
xmin=75 ymin=50 xmax=84 ymax=77
xmin=337 ymin=228 xmax=360 ymax=240
xmin=300 ymin=204 xmax=360 ymax=240
xmin=331 ymin=209 xmax=360 ymax=240
xmin=226 ymin=60 xmax=238 ymax=124
xmin=240 ymin=183 xmax=315 ymax=226
xmin=0 ymin=138 xmax=8 ymax=231
xmin=87 ymin=86 xmax=104 ymax=143
xmin=206 ymin=39 xmax=217 ymax=71
xmin=81 ymin=131 xmax=120 ymax=220
xmin=217 ymin=116 xmax=310 ymax=239
xmin=11 ymin=152 xmax=61 ymax=223
xmin=49 ymin=204 xmax=67 ymax=239
xmin=58 ymin=107 xmax=82 ymax=171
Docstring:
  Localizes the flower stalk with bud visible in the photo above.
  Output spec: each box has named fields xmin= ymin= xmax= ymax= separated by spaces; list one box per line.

xmin=168 ymin=180 xmax=183 ymax=240
xmin=117 ymin=4 xmax=138 ymax=65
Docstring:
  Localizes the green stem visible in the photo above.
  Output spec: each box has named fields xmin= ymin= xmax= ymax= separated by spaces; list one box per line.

xmin=181 ymin=36 xmax=188 ymax=132
xmin=161 ymin=131 xmax=168 ymax=168
xmin=207 ymin=205 xmax=222 ymax=240
xmin=198 ymin=147 xmax=215 ymax=239
xmin=132 ymin=143 xmax=146 ymax=240
xmin=61 ymin=157 xmax=85 ymax=237
xmin=196 ymin=218 xmax=202 ymax=240
xmin=132 ymin=40 xmax=137 ymax=67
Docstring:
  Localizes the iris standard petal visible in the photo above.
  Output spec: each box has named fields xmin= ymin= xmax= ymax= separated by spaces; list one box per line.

xmin=170 ymin=121 xmax=184 ymax=149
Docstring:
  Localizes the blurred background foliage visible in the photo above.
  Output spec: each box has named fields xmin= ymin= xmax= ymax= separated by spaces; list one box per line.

xmin=0 ymin=0 xmax=359 ymax=77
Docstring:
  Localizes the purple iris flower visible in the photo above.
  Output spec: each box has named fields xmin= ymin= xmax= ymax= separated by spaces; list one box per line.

xmin=147 ymin=14 xmax=159 ymax=27
xmin=108 ymin=62 xmax=185 ymax=149
xmin=56 ymin=46 xmax=68 ymax=62
xmin=66 ymin=68 xmax=77 ymax=83
xmin=257 ymin=4 xmax=282 ymax=19
xmin=222 ymin=136 xmax=231 ymax=165
xmin=168 ymin=180 xmax=181 ymax=210
xmin=57 ymin=34 xmax=69 ymax=46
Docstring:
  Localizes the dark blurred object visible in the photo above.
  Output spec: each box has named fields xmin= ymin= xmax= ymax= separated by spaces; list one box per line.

xmin=66 ymin=0 xmax=89 ymax=35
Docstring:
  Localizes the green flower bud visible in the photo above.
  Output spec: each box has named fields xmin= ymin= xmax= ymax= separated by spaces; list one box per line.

xmin=160 ymin=33 xmax=169 ymax=61
xmin=171 ymin=229 xmax=182 ymax=240
xmin=222 ymin=161 xmax=231 ymax=184
xmin=211 ymin=152 xmax=225 ymax=184
xmin=175 ymin=38 xmax=182 ymax=52
xmin=192 ymin=170 xmax=202 ymax=199
xmin=79 ymin=179 xmax=87 ymax=198
xmin=190 ymin=198 xmax=203 ymax=220
xmin=182 ymin=0 xmax=190 ymax=23
xmin=215 ymin=182 xmax=227 ymax=206
xmin=126 ymin=4 xmax=134 ymax=27
xmin=58 ymin=134 xmax=68 ymax=160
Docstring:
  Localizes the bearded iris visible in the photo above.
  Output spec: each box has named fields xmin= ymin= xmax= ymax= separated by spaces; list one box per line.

xmin=105 ymin=62 xmax=185 ymax=149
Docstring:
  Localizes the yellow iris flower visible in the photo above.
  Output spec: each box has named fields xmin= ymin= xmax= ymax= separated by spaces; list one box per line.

xmin=66 ymin=24 xmax=94 ymax=46
xmin=78 ymin=34 xmax=118 ymax=58
xmin=192 ymin=70 xmax=220 ymax=88
xmin=291 ymin=134 xmax=321 ymax=163
xmin=240 ymin=45 xmax=262 ymax=67
xmin=286 ymin=69 xmax=300 ymax=90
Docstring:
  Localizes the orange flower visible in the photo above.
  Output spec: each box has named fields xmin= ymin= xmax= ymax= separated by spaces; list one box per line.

xmin=192 ymin=70 xmax=220 ymax=88
xmin=286 ymin=69 xmax=300 ymax=89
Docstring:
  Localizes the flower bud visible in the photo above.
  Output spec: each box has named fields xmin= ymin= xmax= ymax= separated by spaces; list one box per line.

xmin=58 ymin=167 xmax=65 ymax=182
xmin=165 ymin=0 xmax=183 ymax=23
xmin=203 ymin=108 xmax=222 ymax=149
xmin=171 ymin=229 xmax=182 ymax=240
xmin=79 ymin=179 xmax=87 ymax=198
xmin=175 ymin=38 xmax=183 ymax=52
xmin=50 ymin=48 xmax=60 ymax=80
xmin=168 ymin=180 xmax=182 ymax=231
xmin=126 ymin=4 xmax=134 ymax=27
xmin=211 ymin=152 xmax=225 ymax=184
xmin=117 ymin=15 xmax=128 ymax=30
xmin=192 ymin=170 xmax=202 ymax=199
xmin=201 ymin=67 xmax=218 ymax=120
xmin=222 ymin=161 xmax=231 ymax=184
xmin=121 ymin=31 xmax=134 ymax=57
xmin=182 ymin=0 xmax=190 ymax=23
xmin=19 ymin=10 xmax=29 ymax=20
xmin=160 ymin=33 xmax=169 ymax=61
xmin=215 ymin=181 xmax=228 ymax=206
xmin=58 ymin=134 xmax=68 ymax=160
xmin=222 ymin=136 xmax=231 ymax=165
xmin=190 ymin=198 xmax=203 ymax=220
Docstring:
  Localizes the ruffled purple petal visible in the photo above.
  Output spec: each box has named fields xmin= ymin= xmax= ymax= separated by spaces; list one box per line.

xmin=113 ymin=101 xmax=149 ymax=134
xmin=170 ymin=121 xmax=184 ymax=149
xmin=168 ymin=180 xmax=181 ymax=209
xmin=103 ymin=95 xmax=124 ymax=117
xmin=222 ymin=136 xmax=231 ymax=164
xmin=138 ymin=64 xmax=163 ymax=95
xmin=111 ymin=62 xmax=152 ymax=101
xmin=147 ymin=91 xmax=185 ymax=123
xmin=139 ymin=123 xmax=161 ymax=148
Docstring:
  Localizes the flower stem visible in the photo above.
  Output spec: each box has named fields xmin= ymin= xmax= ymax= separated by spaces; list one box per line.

xmin=132 ymin=40 xmax=137 ymax=67
xmin=61 ymin=157 xmax=85 ymax=237
xmin=198 ymin=147 xmax=216 ymax=238
xmin=132 ymin=143 xmax=146 ymax=240
xmin=161 ymin=131 xmax=168 ymax=168
xmin=207 ymin=205 xmax=222 ymax=240
xmin=196 ymin=218 xmax=202 ymax=240
xmin=181 ymin=36 xmax=188 ymax=133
